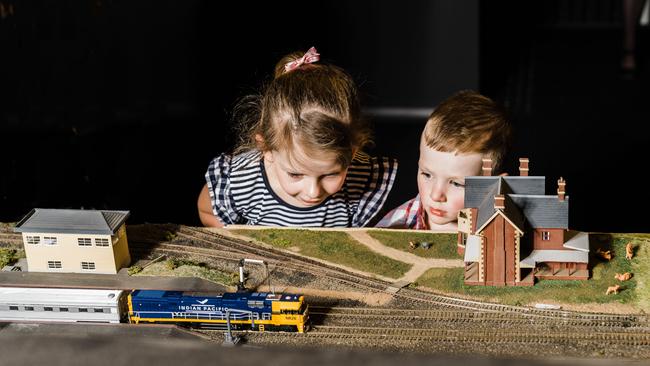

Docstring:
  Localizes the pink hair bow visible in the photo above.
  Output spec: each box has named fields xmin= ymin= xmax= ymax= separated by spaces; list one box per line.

xmin=284 ymin=47 xmax=320 ymax=72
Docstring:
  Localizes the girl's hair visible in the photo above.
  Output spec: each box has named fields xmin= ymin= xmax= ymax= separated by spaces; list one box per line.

xmin=233 ymin=49 xmax=372 ymax=168
xmin=423 ymin=90 xmax=512 ymax=172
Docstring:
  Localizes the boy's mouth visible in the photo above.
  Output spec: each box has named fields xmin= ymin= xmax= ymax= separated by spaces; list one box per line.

xmin=429 ymin=208 xmax=446 ymax=217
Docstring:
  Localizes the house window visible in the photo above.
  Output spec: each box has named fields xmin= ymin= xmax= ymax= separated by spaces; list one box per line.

xmin=9 ymin=306 xmax=18 ymax=311
xmin=25 ymin=306 xmax=34 ymax=311
xmin=78 ymin=238 xmax=92 ymax=246
xmin=459 ymin=211 xmax=467 ymax=219
xmin=43 ymin=236 xmax=57 ymax=245
xmin=542 ymin=231 xmax=551 ymax=241
xmin=93 ymin=308 xmax=104 ymax=313
xmin=26 ymin=236 xmax=40 ymax=245
xmin=81 ymin=262 xmax=96 ymax=270
xmin=79 ymin=308 xmax=88 ymax=312
xmin=47 ymin=261 xmax=62 ymax=269
xmin=95 ymin=238 xmax=109 ymax=247
xmin=59 ymin=308 xmax=69 ymax=312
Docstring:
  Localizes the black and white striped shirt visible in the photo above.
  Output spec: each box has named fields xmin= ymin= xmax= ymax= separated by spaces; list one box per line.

xmin=205 ymin=150 xmax=398 ymax=227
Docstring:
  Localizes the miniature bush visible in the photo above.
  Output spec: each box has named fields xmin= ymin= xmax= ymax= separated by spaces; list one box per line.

xmin=128 ymin=265 xmax=143 ymax=275
xmin=0 ymin=248 xmax=18 ymax=268
xmin=165 ymin=259 xmax=178 ymax=270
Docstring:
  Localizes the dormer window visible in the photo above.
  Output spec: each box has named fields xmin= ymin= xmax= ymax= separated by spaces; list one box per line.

xmin=542 ymin=231 xmax=551 ymax=241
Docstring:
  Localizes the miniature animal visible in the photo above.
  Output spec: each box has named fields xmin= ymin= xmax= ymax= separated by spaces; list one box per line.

xmin=606 ymin=284 xmax=621 ymax=295
xmin=409 ymin=241 xmax=418 ymax=250
xmin=596 ymin=248 xmax=612 ymax=261
xmin=626 ymin=242 xmax=634 ymax=260
xmin=615 ymin=272 xmax=633 ymax=281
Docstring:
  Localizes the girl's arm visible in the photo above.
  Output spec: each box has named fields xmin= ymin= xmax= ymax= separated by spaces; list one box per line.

xmin=197 ymin=184 xmax=225 ymax=228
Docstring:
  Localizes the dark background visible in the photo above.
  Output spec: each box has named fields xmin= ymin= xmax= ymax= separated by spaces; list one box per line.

xmin=1 ymin=0 xmax=648 ymax=233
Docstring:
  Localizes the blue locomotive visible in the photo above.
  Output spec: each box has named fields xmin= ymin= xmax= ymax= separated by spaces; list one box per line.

xmin=128 ymin=290 xmax=309 ymax=333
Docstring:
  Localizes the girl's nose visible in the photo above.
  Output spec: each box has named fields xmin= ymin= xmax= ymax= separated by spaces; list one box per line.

xmin=307 ymin=180 xmax=322 ymax=199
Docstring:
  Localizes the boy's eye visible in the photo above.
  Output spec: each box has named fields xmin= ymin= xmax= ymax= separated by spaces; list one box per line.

xmin=420 ymin=172 xmax=431 ymax=179
xmin=450 ymin=180 xmax=465 ymax=188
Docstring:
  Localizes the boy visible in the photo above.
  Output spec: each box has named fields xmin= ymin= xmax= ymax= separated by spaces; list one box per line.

xmin=376 ymin=90 xmax=511 ymax=230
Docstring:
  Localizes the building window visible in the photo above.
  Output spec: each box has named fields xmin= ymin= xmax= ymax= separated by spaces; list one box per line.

xmin=79 ymin=308 xmax=88 ymax=312
xmin=459 ymin=211 xmax=467 ymax=219
xmin=26 ymin=236 xmax=40 ymax=245
xmin=60 ymin=308 xmax=69 ymax=312
xmin=47 ymin=261 xmax=62 ymax=269
xmin=81 ymin=262 xmax=96 ymax=270
xmin=95 ymin=238 xmax=109 ymax=247
xmin=44 ymin=307 xmax=53 ymax=311
xmin=542 ymin=231 xmax=551 ymax=241
xmin=25 ymin=306 xmax=34 ymax=311
xmin=43 ymin=236 xmax=57 ymax=245
xmin=9 ymin=306 xmax=18 ymax=311
xmin=78 ymin=238 xmax=92 ymax=246
xmin=94 ymin=308 xmax=104 ymax=313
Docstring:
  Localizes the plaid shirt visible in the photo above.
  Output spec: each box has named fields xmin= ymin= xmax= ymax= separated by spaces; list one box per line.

xmin=375 ymin=194 xmax=428 ymax=230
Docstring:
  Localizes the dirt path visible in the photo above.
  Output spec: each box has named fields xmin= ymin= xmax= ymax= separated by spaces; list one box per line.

xmin=346 ymin=231 xmax=463 ymax=283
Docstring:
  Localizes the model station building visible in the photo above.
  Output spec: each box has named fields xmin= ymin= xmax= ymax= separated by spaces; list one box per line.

xmin=457 ymin=158 xmax=590 ymax=286
xmin=14 ymin=208 xmax=131 ymax=274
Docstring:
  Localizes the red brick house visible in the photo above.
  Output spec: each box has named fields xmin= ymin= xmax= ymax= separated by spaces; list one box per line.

xmin=458 ymin=158 xmax=589 ymax=286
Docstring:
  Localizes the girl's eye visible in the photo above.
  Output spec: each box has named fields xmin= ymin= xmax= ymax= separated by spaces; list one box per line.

xmin=288 ymin=173 xmax=303 ymax=179
xmin=451 ymin=180 xmax=465 ymax=188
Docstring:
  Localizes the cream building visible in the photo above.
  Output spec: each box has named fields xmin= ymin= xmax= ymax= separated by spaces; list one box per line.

xmin=14 ymin=209 xmax=131 ymax=274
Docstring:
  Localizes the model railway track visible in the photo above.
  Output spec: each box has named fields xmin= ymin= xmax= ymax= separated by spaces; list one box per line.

xmin=310 ymin=326 xmax=650 ymax=346
xmin=175 ymin=227 xmax=648 ymax=325
xmin=309 ymin=306 xmax=649 ymax=329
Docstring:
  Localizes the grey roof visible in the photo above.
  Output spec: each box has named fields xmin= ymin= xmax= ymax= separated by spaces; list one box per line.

xmin=14 ymin=208 xmax=130 ymax=235
xmin=502 ymin=176 xmax=546 ymax=195
xmin=465 ymin=175 xmax=569 ymax=230
xmin=562 ymin=230 xmax=590 ymax=252
xmin=520 ymin=249 xmax=588 ymax=268
xmin=508 ymin=195 xmax=568 ymax=228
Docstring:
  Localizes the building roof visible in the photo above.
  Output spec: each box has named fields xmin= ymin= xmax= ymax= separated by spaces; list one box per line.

xmin=14 ymin=208 xmax=130 ymax=235
xmin=465 ymin=176 xmax=569 ymax=230
xmin=520 ymin=249 xmax=589 ymax=268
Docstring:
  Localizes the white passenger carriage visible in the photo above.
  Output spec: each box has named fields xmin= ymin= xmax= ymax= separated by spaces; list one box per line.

xmin=0 ymin=287 xmax=126 ymax=324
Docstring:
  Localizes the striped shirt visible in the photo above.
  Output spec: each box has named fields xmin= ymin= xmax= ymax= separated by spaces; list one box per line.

xmin=205 ymin=150 xmax=398 ymax=227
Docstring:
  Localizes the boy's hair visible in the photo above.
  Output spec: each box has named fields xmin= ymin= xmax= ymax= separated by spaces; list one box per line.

xmin=423 ymin=90 xmax=511 ymax=171
xmin=234 ymin=49 xmax=372 ymax=168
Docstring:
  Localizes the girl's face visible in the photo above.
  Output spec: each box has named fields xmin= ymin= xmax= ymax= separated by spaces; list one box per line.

xmin=263 ymin=147 xmax=348 ymax=208
xmin=417 ymin=137 xmax=485 ymax=230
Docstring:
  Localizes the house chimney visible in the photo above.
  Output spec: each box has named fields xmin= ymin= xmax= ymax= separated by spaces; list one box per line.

xmin=519 ymin=158 xmax=529 ymax=176
xmin=494 ymin=195 xmax=505 ymax=209
xmin=557 ymin=177 xmax=566 ymax=201
xmin=482 ymin=158 xmax=493 ymax=176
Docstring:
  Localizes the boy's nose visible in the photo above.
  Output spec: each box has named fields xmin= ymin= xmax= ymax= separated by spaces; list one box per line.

xmin=429 ymin=185 xmax=446 ymax=202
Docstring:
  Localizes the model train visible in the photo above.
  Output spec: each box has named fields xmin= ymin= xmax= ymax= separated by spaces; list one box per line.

xmin=0 ymin=287 xmax=309 ymax=333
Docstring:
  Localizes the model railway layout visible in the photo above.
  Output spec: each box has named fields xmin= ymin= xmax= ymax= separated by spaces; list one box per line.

xmin=2 ymin=222 xmax=650 ymax=358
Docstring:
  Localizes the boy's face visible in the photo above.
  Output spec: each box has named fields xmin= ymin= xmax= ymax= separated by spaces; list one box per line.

xmin=417 ymin=138 xmax=485 ymax=230
xmin=263 ymin=147 xmax=348 ymax=208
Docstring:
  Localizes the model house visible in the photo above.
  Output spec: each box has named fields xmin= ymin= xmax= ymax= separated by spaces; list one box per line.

xmin=458 ymin=158 xmax=589 ymax=286
xmin=14 ymin=208 xmax=131 ymax=274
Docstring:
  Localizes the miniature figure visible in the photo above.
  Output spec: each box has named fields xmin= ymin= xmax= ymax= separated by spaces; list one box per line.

xmin=596 ymin=248 xmax=612 ymax=261
xmin=625 ymin=242 xmax=634 ymax=260
xmin=606 ymin=284 xmax=621 ymax=295
xmin=615 ymin=272 xmax=633 ymax=281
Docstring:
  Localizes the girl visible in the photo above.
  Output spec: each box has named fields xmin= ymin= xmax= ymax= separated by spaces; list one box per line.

xmin=197 ymin=47 xmax=398 ymax=227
